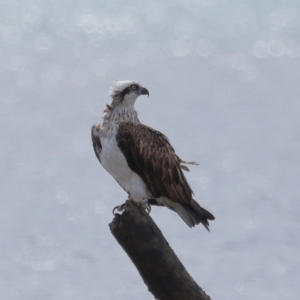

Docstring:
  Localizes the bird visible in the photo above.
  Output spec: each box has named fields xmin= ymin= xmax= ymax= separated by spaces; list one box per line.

xmin=91 ymin=80 xmax=215 ymax=230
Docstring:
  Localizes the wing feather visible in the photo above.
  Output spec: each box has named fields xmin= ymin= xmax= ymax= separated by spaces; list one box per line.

xmin=116 ymin=122 xmax=193 ymax=204
xmin=91 ymin=124 xmax=102 ymax=162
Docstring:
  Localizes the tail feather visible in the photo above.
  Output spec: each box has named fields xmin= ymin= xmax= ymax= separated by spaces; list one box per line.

xmin=149 ymin=198 xmax=215 ymax=230
xmin=180 ymin=199 xmax=215 ymax=231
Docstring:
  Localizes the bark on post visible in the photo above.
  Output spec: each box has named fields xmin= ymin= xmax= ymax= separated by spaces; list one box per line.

xmin=109 ymin=200 xmax=211 ymax=300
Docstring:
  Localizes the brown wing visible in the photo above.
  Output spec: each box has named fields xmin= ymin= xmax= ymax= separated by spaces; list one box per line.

xmin=116 ymin=122 xmax=194 ymax=204
xmin=91 ymin=124 xmax=102 ymax=162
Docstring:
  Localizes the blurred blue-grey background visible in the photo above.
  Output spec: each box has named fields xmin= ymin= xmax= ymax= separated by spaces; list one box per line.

xmin=1 ymin=0 xmax=299 ymax=299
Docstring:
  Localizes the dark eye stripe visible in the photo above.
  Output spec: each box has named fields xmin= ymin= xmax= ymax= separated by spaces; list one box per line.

xmin=120 ymin=85 xmax=137 ymax=99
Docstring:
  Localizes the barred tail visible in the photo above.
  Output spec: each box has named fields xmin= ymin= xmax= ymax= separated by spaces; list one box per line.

xmin=175 ymin=199 xmax=215 ymax=230
xmin=149 ymin=198 xmax=215 ymax=230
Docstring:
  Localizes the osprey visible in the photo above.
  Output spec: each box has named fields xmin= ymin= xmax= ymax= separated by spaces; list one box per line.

xmin=91 ymin=80 xmax=215 ymax=230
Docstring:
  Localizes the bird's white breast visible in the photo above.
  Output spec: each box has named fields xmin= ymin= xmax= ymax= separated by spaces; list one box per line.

xmin=100 ymin=135 xmax=150 ymax=202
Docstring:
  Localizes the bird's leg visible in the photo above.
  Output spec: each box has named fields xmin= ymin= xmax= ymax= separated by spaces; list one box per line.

xmin=112 ymin=193 xmax=132 ymax=215
xmin=112 ymin=193 xmax=136 ymax=215
xmin=129 ymin=196 xmax=152 ymax=214
xmin=113 ymin=196 xmax=151 ymax=215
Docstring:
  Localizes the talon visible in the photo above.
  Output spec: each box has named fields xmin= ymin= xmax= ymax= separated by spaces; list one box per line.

xmin=112 ymin=206 xmax=118 ymax=215
xmin=145 ymin=204 xmax=151 ymax=214
xmin=112 ymin=204 xmax=125 ymax=215
xmin=140 ymin=200 xmax=151 ymax=214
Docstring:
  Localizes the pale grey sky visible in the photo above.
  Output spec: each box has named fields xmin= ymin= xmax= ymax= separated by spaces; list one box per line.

xmin=0 ymin=0 xmax=299 ymax=299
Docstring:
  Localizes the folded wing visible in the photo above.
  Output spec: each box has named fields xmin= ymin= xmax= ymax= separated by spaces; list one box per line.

xmin=115 ymin=122 xmax=193 ymax=204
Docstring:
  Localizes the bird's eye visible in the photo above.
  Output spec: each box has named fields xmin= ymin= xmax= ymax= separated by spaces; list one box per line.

xmin=131 ymin=85 xmax=137 ymax=90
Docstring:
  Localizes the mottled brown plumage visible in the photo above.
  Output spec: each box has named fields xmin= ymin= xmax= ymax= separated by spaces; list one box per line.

xmin=116 ymin=122 xmax=193 ymax=204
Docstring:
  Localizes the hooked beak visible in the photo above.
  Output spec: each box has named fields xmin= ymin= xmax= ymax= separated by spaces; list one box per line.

xmin=140 ymin=87 xmax=149 ymax=97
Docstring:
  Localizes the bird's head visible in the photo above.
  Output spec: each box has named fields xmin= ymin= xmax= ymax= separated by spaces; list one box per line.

xmin=109 ymin=80 xmax=149 ymax=107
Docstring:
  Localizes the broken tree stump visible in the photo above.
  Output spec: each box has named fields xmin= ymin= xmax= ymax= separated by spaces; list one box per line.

xmin=109 ymin=200 xmax=211 ymax=300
